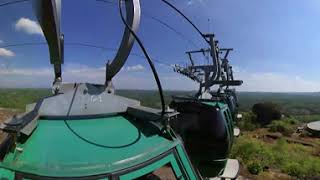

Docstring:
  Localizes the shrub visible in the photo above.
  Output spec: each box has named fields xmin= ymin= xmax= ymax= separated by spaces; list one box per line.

xmin=268 ymin=118 xmax=297 ymax=136
xmin=247 ymin=162 xmax=263 ymax=175
xmin=252 ymin=102 xmax=282 ymax=125
xmin=237 ymin=112 xmax=259 ymax=131
xmin=283 ymin=162 xmax=304 ymax=177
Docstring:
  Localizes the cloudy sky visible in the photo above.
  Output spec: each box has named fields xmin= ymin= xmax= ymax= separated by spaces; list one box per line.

xmin=0 ymin=0 xmax=320 ymax=92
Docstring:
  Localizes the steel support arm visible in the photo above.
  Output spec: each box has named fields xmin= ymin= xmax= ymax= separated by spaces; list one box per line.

xmin=32 ymin=0 xmax=62 ymax=82
xmin=105 ymin=0 xmax=141 ymax=81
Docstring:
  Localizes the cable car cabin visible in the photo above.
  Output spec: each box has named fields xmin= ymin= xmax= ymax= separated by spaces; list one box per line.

xmin=210 ymin=90 xmax=239 ymax=120
xmin=0 ymin=84 xmax=199 ymax=179
xmin=170 ymin=96 xmax=235 ymax=177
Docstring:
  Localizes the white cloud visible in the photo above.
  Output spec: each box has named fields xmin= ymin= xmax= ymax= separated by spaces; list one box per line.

xmin=0 ymin=48 xmax=15 ymax=57
xmin=62 ymin=64 xmax=105 ymax=83
xmin=234 ymin=68 xmax=320 ymax=92
xmin=187 ymin=1 xmax=193 ymax=5
xmin=0 ymin=64 xmax=100 ymax=88
xmin=187 ymin=0 xmax=205 ymax=6
xmin=125 ymin=64 xmax=145 ymax=72
xmin=0 ymin=64 xmax=197 ymax=89
xmin=1 ymin=64 xmax=320 ymax=92
xmin=0 ymin=68 xmax=51 ymax=76
xmin=0 ymin=67 xmax=52 ymax=88
xmin=15 ymin=17 xmax=43 ymax=36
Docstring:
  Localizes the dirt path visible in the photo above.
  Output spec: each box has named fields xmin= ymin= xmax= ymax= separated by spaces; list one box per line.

xmin=0 ymin=108 xmax=18 ymax=121
xmin=0 ymin=108 xmax=19 ymax=142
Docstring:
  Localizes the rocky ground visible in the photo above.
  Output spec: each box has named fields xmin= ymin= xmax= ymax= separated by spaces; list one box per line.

xmin=0 ymin=108 xmax=19 ymax=141
xmin=238 ymin=167 xmax=294 ymax=180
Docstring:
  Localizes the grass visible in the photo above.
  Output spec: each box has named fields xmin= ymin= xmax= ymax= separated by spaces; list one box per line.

xmin=294 ymin=114 xmax=320 ymax=123
xmin=0 ymin=89 xmax=51 ymax=110
xmin=231 ymin=134 xmax=320 ymax=178
xmin=267 ymin=118 xmax=297 ymax=136
xmin=235 ymin=110 xmax=320 ymax=178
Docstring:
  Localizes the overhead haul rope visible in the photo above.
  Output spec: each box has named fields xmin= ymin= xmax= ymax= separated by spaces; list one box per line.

xmin=98 ymin=0 xmax=209 ymax=45
xmin=143 ymin=13 xmax=199 ymax=48
xmin=96 ymin=0 xmax=200 ymax=49
xmin=0 ymin=0 xmax=194 ymax=66
xmin=160 ymin=0 xmax=209 ymax=44
xmin=118 ymin=0 xmax=166 ymax=115
xmin=160 ymin=0 xmax=222 ymax=82
xmin=0 ymin=0 xmax=28 ymax=7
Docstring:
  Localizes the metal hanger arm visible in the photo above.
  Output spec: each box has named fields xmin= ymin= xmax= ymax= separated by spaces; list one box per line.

xmin=105 ymin=0 xmax=141 ymax=81
xmin=32 ymin=0 xmax=62 ymax=81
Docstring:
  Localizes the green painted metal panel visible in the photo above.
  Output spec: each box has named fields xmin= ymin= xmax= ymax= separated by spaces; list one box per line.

xmin=120 ymin=153 xmax=183 ymax=180
xmin=202 ymin=101 xmax=226 ymax=109
xmin=176 ymin=145 xmax=197 ymax=180
xmin=0 ymin=115 xmax=178 ymax=177
xmin=0 ymin=168 xmax=14 ymax=179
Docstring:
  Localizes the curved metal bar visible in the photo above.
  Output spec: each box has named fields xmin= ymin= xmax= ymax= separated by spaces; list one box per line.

xmin=105 ymin=0 xmax=141 ymax=81
xmin=32 ymin=0 xmax=62 ymax=81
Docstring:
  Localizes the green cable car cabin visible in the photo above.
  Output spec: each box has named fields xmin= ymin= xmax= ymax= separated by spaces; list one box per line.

xmin=0 ymin=84 xmax=199 ymax=179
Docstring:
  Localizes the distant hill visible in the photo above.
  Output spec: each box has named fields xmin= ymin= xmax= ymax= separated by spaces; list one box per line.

xmin=237 ymin=92 xmax=320 ymax=115
xmin=0 ymin=89 xmax=319 ymax=115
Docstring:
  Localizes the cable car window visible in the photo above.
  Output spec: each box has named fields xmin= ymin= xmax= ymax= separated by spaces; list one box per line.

xmin=119 ymin=154 xmax=184 ymax=180
xmin=135 ymin=164 xmax=177 ymax=180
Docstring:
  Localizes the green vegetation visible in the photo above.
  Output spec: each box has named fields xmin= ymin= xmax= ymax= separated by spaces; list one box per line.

xmin=1 ymin=89 xmax=319 ymax=116
xmin=0 ymin=89 xmax=51 ymax=110
xmin=236 ymin=97 xmax=320 ymax=178
xmin=238 ymin=92 xmax=320 ymax=115
xmin=247 ymin=162 xmax=263 ymax=175
xmin=231 ymin=135 xmax=320 ymax=178
xmin=118 ymin=91 xmax=320 ymax=116
xmin=237 ymin=112 xmax=259 ymax=131
xmin=294 ymin=114 xmax=320 ymax=123
xmin=268 ymin=118 xmax=297 ymax=136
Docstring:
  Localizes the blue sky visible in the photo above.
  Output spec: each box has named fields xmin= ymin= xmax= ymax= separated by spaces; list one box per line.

xmin=0 ymin=0 xmax=320 ymax=92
